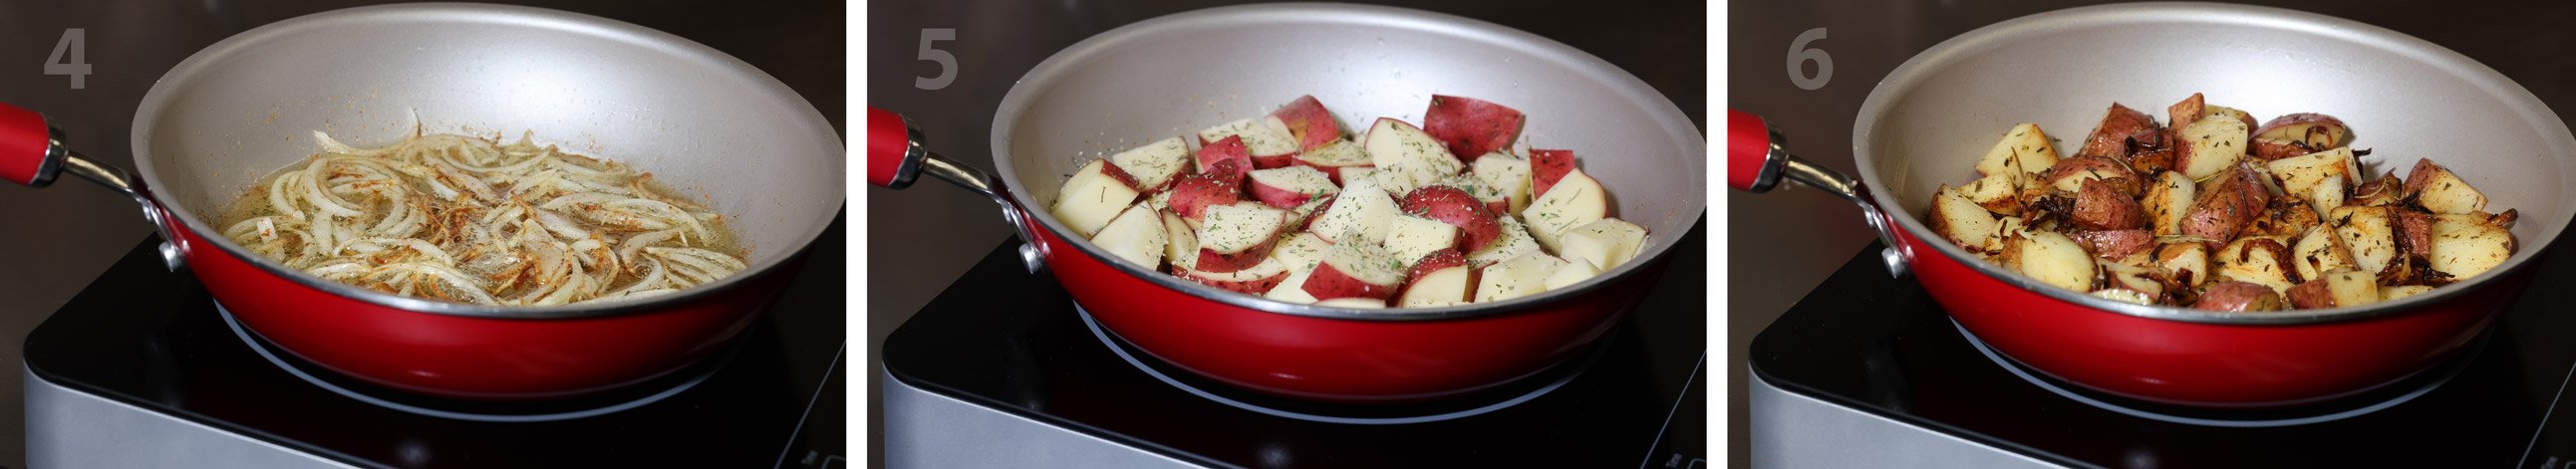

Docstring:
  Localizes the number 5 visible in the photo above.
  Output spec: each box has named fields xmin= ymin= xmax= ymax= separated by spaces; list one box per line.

xmin=47 ymin=28 xmax=91 ymax=90
xmin=916 ymin=28 xmax=958 ymax=91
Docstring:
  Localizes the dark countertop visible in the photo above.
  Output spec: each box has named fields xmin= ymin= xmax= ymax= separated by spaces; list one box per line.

xmin=865 ymin=1 xmax=1705 ymax=466
xmin=0 ymin=1 xmax=839 ymax=467
xmin=1731 ymin=1 xmax=2576 ymax=467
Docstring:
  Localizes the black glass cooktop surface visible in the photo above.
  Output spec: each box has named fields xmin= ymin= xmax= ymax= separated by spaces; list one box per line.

xmin=1751 ymin=234 xmax=2576 ymax=467
xmin=885 ymin=219 xmax=1708 ymax=468
xmin=23 ymin=216 xmax=847 ymax=469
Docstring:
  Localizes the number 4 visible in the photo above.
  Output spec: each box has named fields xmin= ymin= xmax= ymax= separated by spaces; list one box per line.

xmin=46 ymin=28 xmax=91 ymax=90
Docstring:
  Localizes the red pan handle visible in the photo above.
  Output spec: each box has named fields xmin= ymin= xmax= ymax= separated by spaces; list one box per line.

xmin=865 ymin=106 xmax=1049 ymax=272
xmin=1726 ymin=109 xmax=1784 ymax=191
xmin=0 ymin=102 xmax=187 ymax=269
xmin=1728 ymin=109 xmax=1913 ymax=276
xmin=0 ymin=103 xmax=65 ymax=187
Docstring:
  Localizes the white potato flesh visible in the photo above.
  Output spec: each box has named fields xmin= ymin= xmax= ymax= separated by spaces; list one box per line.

xmin=1271 ymin=232 xmax=1331 ymax=274
xmin=1384 ymin=214 xmax=1461 ymax=267
xmin=1161 ymin=210 xmax=1199 ymax=271
xmin=1475 ymin=251 xmax=1569 ymax=303
xmin=2015 ymin=231 xmax=2094 ymax=293
xmin=1558 ymin=218 xmax=1648 ymax=271
xmin=1397 ymin=266 xmax=1476 ymax=307
xmin=2145 ymin=171 xmax=2195 ymax=236
xmin=1471 ymin=153 xmax=1536 ymax=213
xmin=1091 ymin=204 xmax=1168 ymax=269
xmin=2429 ymin=215 xmax=2512 ymax=279
xmin=1363 ymin=117 xmax=1461 ymax=172
xmin=2177 ymin=114 xmax=2249 ymax=179
xmin=1265 ymin=268 xmax=1319 ymax=304
xmin=1521 ymin=168 xmax=1608 ymax=252
xmin=1109 ymin=137 xmax=1191 ymax=191
xmin=1309 ymin=175 xmax=1398 ymax=245
xmin=1199 ymin=117 xmax=1299 ymax=156
xmin=1319 ymin=236 xmax=1407 ymax=287
xmin=1198 ymin=202 xmax=1288 ymax=254
xmin=1050 ymin=160 xmax=1142 ymax=238
xmin=1543 ymin=259 xmax=1601 ymax=290
xmin=1976 ymin=122 xmax=2059 ymax=177
xmin=1470 ymin=216 xmax=1543 ymax=264
xmin=2330 ymin=206 xmax=2398 ymax=276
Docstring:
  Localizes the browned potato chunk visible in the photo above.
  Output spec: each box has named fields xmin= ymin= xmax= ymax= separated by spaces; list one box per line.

xmin=2291 ymin=225 xmax=2355 ymax=281
xmin=2016 ymin=231 xmax=2097 ymax=293
xmin=2167 ymin=94 xmax=2204 ymax=131
xmin=2391 ymin=209 xmax=2434 ymax=260
xmin=2216 ymin=236 xmax=2299 ymax=294
xmin=2251 ymin=113 xmax=2350 ymax=159
xmin=2286 ymin=269 xmax=2378 ymax=310
xmin=2046 ymin=156 xmax=2141 ymax=197
xmin=1977 ymin=123 xmax=2061 ymax=177
xmin=2349 ymin=170 xmax=2404 ymax=207
xmin=2380 ymin=285 xmax=2435 ymax=301
xmin=2143 ymin=171 xmax=2195 ymax=236
xmin=2077 ymin=103 xmax=2158 ymax=159
xmin=2072 ymin=229 xmax=2154 ymax=263
xmin=2429 ymin=213 xmax=2513 ymax=279
xmin=2193 ymin=281 xmax=2285 ymax=312
xmin=2248 ymin=199 xmax=2324 ymax=239
xmin=2100 ymin=261 xmax=2168 ymax=298
xmin=2157 ymin=243 xmax=2211 ymax=287
xmin=1960 ymin=171 xmax=2023 ymax=216
xmin=2070 ymin=181 xmax=2147 ymax=231
xmin=2265 ymin=147 xmax=2360 ymax=217
xmin=2175 ymin=114 xmax=2251 ymax=180
xmin=1927 ymin=185 xmax=2001 ymax=251
xmin=2180 ymin=165 xmax=2268 ymax=243
xmin=2329 ymin=205 xmax=2398 ymax=276
xmin=2405 ymin=159 xmax=2488 ymax=215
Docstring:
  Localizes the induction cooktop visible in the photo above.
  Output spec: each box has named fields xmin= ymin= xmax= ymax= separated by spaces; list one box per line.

xmin=883 ymin=220 xmax=1708 ymax=468
xmin=22 ymin=216 xmax=847 ymax=469
xmin=1750 ymin=236 xmax=2576 ymax=468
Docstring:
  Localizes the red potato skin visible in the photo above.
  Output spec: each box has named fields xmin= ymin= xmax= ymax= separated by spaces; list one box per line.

xmin=2286 ymin=280 xmax=2338 ymax=310
xmin=1195 ymin=237 xmax=1280 ymax=274
xmin=2071 ymin=229 xmax=2153 ymax=261
xmin=2078 ymin=103 xmax=2157 ymax=159
xmin=2251 ymin=113 xmax=2349 ymax=160
xmin=1409 ymin=250 xmax=1468 ymax=281
xmin=1422 ymin=95 xmax=1526 ymax=161
xmin=2167 ymin=93 xmax=2204 ymax=131
xmin=1302 ymin=261 xmax=1401 ymax=301
xmin=1393 ymin=250 xmax=1472 ymax=301
xmin=1251 ymin=152 xmax=1297 ymax=170
xmin=2071 ymin=180 xmax=2147 ymax=231
xmin=1292 ymin=196 xmax=1335 ymax=232
xmin=2180 ymin=165 xmax=2269 ymax=245
xmin=1530 ymin=149 xmax=1576 ymax=197
xmin=2192 ymin=281 xmax=2285 ymax=312
xmin=2392 ymin=209 xmax=2435 ymax=259
xmin=1186 ymin=269 xmax=1288 ymax=295
xmin=1270 ymin=96 xmax=1344 ymax=151
xmin=1096 ymin=158 xmax=1144 ymax=190
xmin=1166 ymin=172 xmax=1243 ymax=221
xmin=1400 ymin=186 xmax=1506 ymax=252
xmin=1197 ymin=135 xmax=1255 ymax=176
xmin=1249 ymin=177 xmax=1323 ymax=209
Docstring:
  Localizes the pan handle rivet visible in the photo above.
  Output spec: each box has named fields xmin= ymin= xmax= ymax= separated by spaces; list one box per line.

xmin=1879 ymin=246 xmax=1908 ymax=278
xmin=157 ymin=241 xmax=185 ymax=272
xmin=1017 ymin=244 xmax=1045 ymax=274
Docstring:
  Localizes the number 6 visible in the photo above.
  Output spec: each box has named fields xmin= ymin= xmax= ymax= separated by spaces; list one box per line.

xmin=1787 ymin=28 xmax=1831 ymax=91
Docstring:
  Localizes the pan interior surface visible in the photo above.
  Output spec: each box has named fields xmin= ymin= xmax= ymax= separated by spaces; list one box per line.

xmin=993 ymin=4 xmax=1706 ymax=316
xmin=1858 ymin=3 xmax=2576 ymax=322
xmin=131 ymin=4 xmax=844 ymax=314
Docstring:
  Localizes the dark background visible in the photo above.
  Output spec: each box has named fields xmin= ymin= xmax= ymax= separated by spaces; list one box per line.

xmin=0 ymin=1 xmax=839 ymax=467
xmin=866 ymin=0 xmax=1702 ymax=466
xmin=1731 ymin=1 xmax=2576 ymax=467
